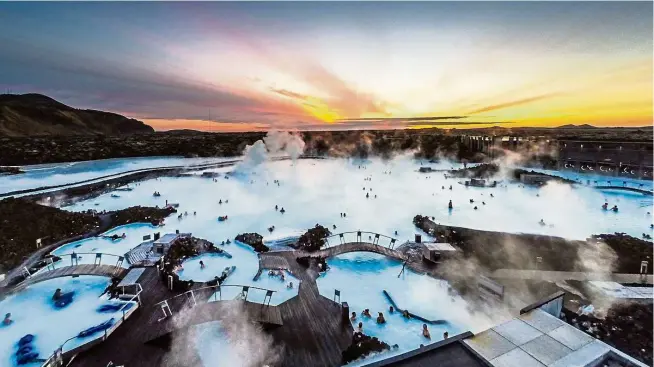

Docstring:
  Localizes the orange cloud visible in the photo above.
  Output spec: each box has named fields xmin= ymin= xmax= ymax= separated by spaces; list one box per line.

xmin=467 ymin=93 xmax=560 ymax=115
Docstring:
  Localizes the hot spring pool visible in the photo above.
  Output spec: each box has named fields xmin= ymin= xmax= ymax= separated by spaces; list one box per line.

xmin=0 ymin=276 xmax=135 ymax=367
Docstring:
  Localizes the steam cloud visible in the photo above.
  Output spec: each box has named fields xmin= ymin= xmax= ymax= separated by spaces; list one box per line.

xmin=163 ymin=301 xmax=281 ymax=367
xmin=236 ymin=131 xmax=306 ymax=172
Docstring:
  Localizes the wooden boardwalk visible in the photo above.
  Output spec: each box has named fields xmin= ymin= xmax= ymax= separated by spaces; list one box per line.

xmin=491 ymin=268 xmax=654 ymax=284
xmin=11 ymin=264 xmax=127 ymax=292
xmin=594 ymin=185 xmax=653 ymax=196
xmin=70 ymin=254 xmax=353 ymax=367
xmin=144 ymin=300 xmax=283 ymax=344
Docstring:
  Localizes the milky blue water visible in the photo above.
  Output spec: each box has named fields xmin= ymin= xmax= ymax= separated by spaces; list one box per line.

xmin=0 ymin=156 xmax=236 ymax=195
xmin=0 ymin=276 xmax=135 ymax=367
xmin=4 ymin=156 xmax=652 ymax=366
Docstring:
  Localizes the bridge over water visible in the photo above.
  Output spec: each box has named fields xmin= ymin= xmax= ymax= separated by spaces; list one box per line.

xmin=302 ymin=231 xmax=407 ymax=261
xmin=9 ymin=252 xmax=127 ymax=293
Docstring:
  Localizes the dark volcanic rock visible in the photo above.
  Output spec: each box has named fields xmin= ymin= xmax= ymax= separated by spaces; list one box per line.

xmin=296 ymin=224 xmax=331 ymax=252
xmin=561 ymin=303 xmax=652 ymax=366
xmin=235 ymin=233 xmax=269 ymax=253
xmin=110 ymin=206 xmax=176 ymax=227
xmin=342 ymin=333 xmax=391 ymax=364
xmin=413 ymin=215 xmax=653 ymax=274
xmin=448 ymin=163 xmax=499 ymax=179
xmin=0 ymin=198 xmax=100 ymax=271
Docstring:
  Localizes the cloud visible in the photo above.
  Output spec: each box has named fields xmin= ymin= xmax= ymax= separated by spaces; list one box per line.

xmin=467 ymin=93 xmax=560 ymax=115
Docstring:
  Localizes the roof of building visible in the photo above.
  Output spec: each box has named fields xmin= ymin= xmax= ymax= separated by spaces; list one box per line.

xmin=463 ymin=308 xmax=648 ymax=367
xmin=366 ymin=332 xmax=490 ymax=367
xmin=153 ymin=233 xmax=179 ymax=245
xmin=422 ymin=242 xmax=457 ymax=252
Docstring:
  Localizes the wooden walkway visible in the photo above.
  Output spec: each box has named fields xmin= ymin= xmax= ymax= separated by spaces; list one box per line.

xmin=312 ymin=242 xmax=407 ymax=261
xmin=144 ymin=300 xmax=283 ymax=344
xmin=594 ymin=185 xmax=653 ymax=196
xmin=69 ymin=249 xmax=354 ymax=367
xmin=491 ymin=269 xmax=654 ymax=284
xmin=260 ymin=254 xmax=291 ymax=270
xmin=12 ymin=264 xmax=127 ymax=292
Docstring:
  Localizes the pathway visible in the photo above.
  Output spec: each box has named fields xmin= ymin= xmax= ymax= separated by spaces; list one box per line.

xmin=491 ymin=269 xmax=654 ymax=284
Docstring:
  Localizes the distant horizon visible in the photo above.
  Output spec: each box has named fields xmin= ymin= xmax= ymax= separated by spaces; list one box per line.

xmin=1 ymin=2 xmax=651 ymax=131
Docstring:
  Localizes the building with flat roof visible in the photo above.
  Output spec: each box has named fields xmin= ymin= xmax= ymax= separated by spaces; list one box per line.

xmin=375 ymin=292 xmax=648 ymax=367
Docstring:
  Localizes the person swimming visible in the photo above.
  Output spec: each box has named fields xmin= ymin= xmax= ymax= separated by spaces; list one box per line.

xmin=200 ymin=260 xmax=205 ymax=269
xmin=602 ymin=202 xmax=608 ymax=210
xmin=389 ymin=306 xmax=394 ymax=313
xmin=362 ymin=309 xmax=371 ymax=317
xmin=3 ymin=313 xmax=12 ymax=325
xmin=287 ymin=282 xmax=294 ymax=289
xmin=469 ymin=199 xmax=474 ymax=203
xmin=539 ymin=219 xmax=546 ymax=226
xmin=376 ymin=312 xmax=386 ymax=324
xmin=356 ymin=322 xmax=363 ymax=334
xmin=474 ymin=206 xmax=478 ymax=210
xmin=402 ymin=310 xmax=411 ymax=319
xmin=366 ymin=193 xmax=369 ymax=198
xmin=422 ymin=324 xmax=431 ymax=339
xmin=443 ymin=331 xmax=449 ymax=339
xmin=350 ymin=312 xmax=357 ymax=321
xmin=611 ymin=205 xmax=619 ymax=212
xmin=219 ymin=199 xmax=222 ymax=204
xmin=52 ymin=288 xmax=62 ymax=301
xmin=280 ymin=208 xmax=286 ymax=214
xmin=275 ymin=205 xmax=278 ymax=211
xmin=448 ymin=200 xmax=453 ymax=210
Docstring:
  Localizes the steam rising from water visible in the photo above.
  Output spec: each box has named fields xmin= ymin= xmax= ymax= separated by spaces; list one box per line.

xmin=164 ymin=302 xmax=281 ymax=367
xmin=236 ymin=131 xmax=306 ymax=172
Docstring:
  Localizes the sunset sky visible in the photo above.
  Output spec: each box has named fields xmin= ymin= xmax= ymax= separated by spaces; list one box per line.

xmin=0 ymin=2 xmax=651 ymax=131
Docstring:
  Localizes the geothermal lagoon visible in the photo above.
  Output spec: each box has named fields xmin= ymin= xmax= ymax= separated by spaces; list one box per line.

xmin=0 ymin=155 xmax=651 ymax=366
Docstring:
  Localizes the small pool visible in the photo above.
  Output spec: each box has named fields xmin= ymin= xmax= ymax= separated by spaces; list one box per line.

xmin=317 ymin=252 xmax=500 ymax=360
xmin=0 ymin=276 xmax=135 ymax=367
xmin=192 ymin=320 xmax=279 ymax=367
xmin=177 ymin=244 xmax=300 ymax=305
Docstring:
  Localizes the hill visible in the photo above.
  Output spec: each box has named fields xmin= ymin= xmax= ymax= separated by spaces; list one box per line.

xmin=0 ymin=93 xmax=154 ymax=136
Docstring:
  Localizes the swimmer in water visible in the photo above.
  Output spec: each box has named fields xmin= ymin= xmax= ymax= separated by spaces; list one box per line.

xmin=448 ymin=200 xmax=453 ymax=210
xmin=422 ymin=324 xmax=431 ymax=339
xmin=200 ymin=260 xmax=205 ymax=269
xmin=602 ymin=202 xmax=608 ymax=210
xmin=539 ymin=219 xmax=545 ymax=226
xmin=3 ymin=313 xmax=12 ymax=325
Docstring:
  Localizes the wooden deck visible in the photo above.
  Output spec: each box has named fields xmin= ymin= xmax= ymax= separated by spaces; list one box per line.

xmin=70 ymin=253 xmax=354 ymax=367
xmin=144 ymin=300 xmax=283 ymax=344
xmin=70 ymin=267 xmax=197 ymax=367
xmin=11 ymin=264 xmax=127 ymax=292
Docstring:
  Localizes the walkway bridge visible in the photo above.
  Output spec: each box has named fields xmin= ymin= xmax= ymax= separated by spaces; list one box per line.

xmin=593 ymin=185 xmax=653 ymax=196
xmin=145 ymin=284 xmax=282 ymax=345
xmin=306 ymin=231 xmax=406 ymax=261
xmin=12 ymin=252 xmax=127 ymax=292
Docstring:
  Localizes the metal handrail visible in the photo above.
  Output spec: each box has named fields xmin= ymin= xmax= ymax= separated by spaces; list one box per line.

xmin=40 ymin=286 xmax=141 ymax=367
xmin=321 ymin=231 xmax=398 ymax=250
xmin=154 ymin=283 xmax=276 ymax=308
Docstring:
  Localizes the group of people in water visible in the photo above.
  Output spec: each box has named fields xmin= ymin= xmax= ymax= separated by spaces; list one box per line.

xmin=267 ymin=268 xmax=294 ymax=288
xmin=274 ymin=205 xmax=286 ymax=214
xmin=601 ymin=202 xmax=619 ymax=212
xmin=350 ymin=305 xmax=443 ymax=340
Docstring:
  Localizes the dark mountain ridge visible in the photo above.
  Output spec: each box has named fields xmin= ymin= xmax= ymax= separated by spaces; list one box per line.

xmin=0 ymin=93 xmax=153 ymax=136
